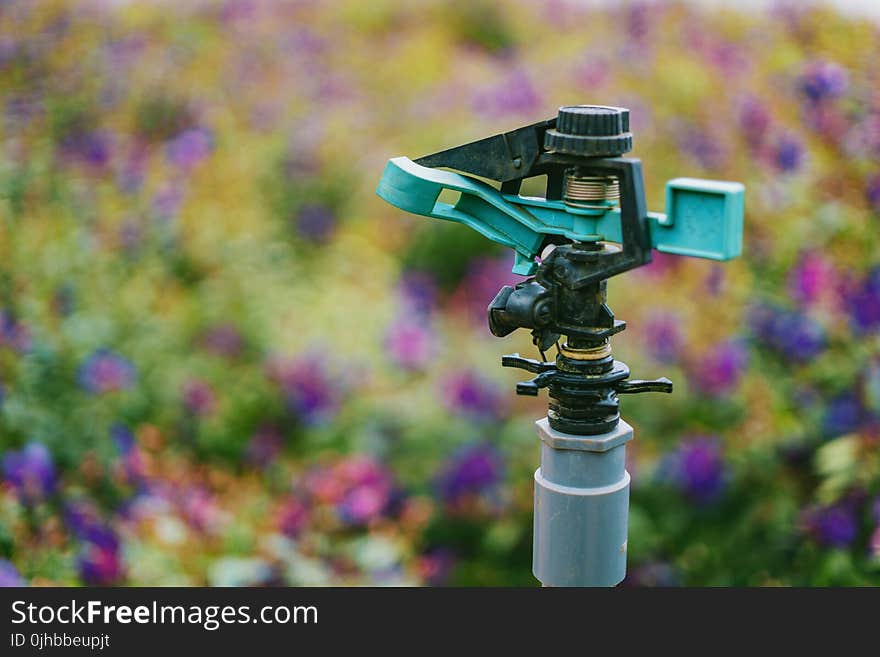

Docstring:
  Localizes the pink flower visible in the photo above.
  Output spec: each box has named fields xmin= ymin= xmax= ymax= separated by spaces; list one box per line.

xmin=338 ymin=484 xmax=389 ymax=525
xmin=0 ymin=311 xmax=32 ymax=353
xmin=78 ymin=349 xmax=136 ymax=394
xmin=245 ymin=425 xmax=284 ymax=468
xmin=180 ymin=488 xmax=223 ymax=533
xmin=301 ymin=456 xmax=398 ymax=527
xmin=267 ymin=355 xmax=342 ymax=426
xmin=385 ymin=318 xmax=435 ymax=371
xmin=200 ymin=324 xmax=244 ymax=359
xmin=182 ymin=379 xmax=217 ymax=417
xmin=165 ymin=127 xmax=213 ymax=170
xmin=636 ymin=252 xmax=681 ymax=280
xmin=278 ymin=497 xmax=310 ymax=538
xmin=642 ymin=312 xmax=683 ymax=364
xmin=449 ymin=255 xmax=524 ymax=324
xmin=441 ymin=371 xmax=506 ymax=422
xmin=472 ymin=69 xmax=540 ymax=118
xmin=738 ymin=96 xmax=772 ymax=151
xmin=416 ymin=548 xmax=456 ymax=586
xmin=689 ymin=341 xmax=748 ymax=397
xmin=787 ymin=251 xmax=836 ymax=306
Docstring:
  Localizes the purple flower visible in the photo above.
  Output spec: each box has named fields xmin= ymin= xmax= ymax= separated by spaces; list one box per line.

xmin=712 ymin=46 xmax=748 ymax=77
xmin=780 ymin=317 xmax=827 ymax=362
xmin=295 ymin=204 xmax=337 ymax=244
xmin=338 ymin=482 xmax=393 ymax=526
xmin=104 ymin=33 xmax=146 ymax=71
xmin=385 ymin=317 xmax=435 ymax=372
xmin=738 ymin=97 xmax=771 ymax=150
xmin=678 ymin=127 xmax=726 ymax=170
xmin=398 ymin=271 xmax=437 ymax=317
xmin=472 ymin=68 xmax=540 ymax=118
xmin=180 ymin=487 xmax=224 ymax=533
xmin=441 ymin=371 xmax=506 ymax=422
xmin=5 ymin=95 xmax=44 ymax=136
xmin=798 ymin=61 xmax=848 ymax=105
xmin=80 ymin=521 xmax=119 ymax=554
xmin=436 ymin=443 xmax=504 ymax=505
xmin=797 ymin=62 xmax=850 ymax=140
xmin=850 ymin=113 xmax=880 ymax=160
xmin=59 ymin=129 xmax=114 ymax=170
xmin=200 ymin=324 xmax=244 ymax=358
xmin=165 ymin=127 xmax=213 ymax=169
xmin=0 ymin=310 xmax=31 ymax=352
xmin=245 ymin=425 xmax=284 ymax=468
xmin=450 ymin=255 xmax=524 ymax=324
xmin=638 ymin=251 xmax=682 ymax=279
xmin=2 ymin=442 xmax=56 ymax=503
xmin=417 ymin=548 xmax=456 ymax=586
xmin=283 ymin=27 xmax=328 ymax=59
xmin=689 ymin=341 xmax=747 ymax=397
xmin=804 ymin=105 xmax=848 ymax=141
xmin=281 ymin=147 xmax=319 ymax=181
xmin=220 ymin=0 xmax=257 ymax=24
xmin=151 ymin=185 xmax=184 ymax=220
xmin=277 ymin=496 xmax=310 ymax=538
xmin=803 ymin=502 xmax=858 ymax=548
xmin=111 ymin=424 xmax=136 ymax=453
xmin=841 ymin=267 xmax=880 ymax=334
xmin=867 ymin=176 xmax=880 ymax=214
xmin=117 ymin=145 xmax=148 ymax=194
xmin=330 ymin=456 xmax=397 ymax=526
xmin=0 ymin=560 xmax=24 ymax=587
xmin=662 ymin=437 xmax=726 ymax=503
xmin=77 ymin=528 xmax=123 ymax=585
xmin=771 ymin=134 xmax=805 ymax=173
xmin=822 ymin=392 xmax=867 ymax=438
xmin=303 ymin=456 xmax=396 ymax=528
xmin=575 ymin=56 xmax=610 ymax=89
xmin=64 ymin=503 xmax=123 ymax=585
xmin=642 ymin=312 xmax=683 ymax=364
xmin=64 ymin=501 xmax=103 ymax=538
xmin=111 ymin=424 xmax=146 ymax=486
xmin=625 ymin=561 xmax=679 ymax=587
xmin=268 ymin=356 xmax=341 ymax=426
xmin=78 ymin=349 xmax=136 ymax=394
xmin=870 ymin=527 xmax=880 ymax=559
xmin=787 ymin=251 xmax=835 ymax=306
xmin=182 ymin=379 xmax=217 ymax=417
xmin=704 ymin=265 xmax=725 ymax=296
xmin=625 ymin=2 xmax=653 ymax=42
xmin=749 ymin=305 xmax=826 ymax=362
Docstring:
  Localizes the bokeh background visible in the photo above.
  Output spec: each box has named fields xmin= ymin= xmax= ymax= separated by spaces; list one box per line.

xmin=1 ymin=0 xmax=879 ymax=587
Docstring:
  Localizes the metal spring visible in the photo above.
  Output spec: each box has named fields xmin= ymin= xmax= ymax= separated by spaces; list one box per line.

xmin=563 ymin=170 xmax=620 ymax=210
xmin=559 ymin=339 xmax=611 ymax=361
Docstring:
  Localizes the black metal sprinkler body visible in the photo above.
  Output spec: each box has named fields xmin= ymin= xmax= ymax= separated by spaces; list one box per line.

xmin=376 ymin=104 xmax=744 ymax=586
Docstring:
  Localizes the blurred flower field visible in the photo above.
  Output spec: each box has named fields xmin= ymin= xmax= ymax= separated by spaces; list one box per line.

xmin=1 ymin=0 xmax=880 ymax=586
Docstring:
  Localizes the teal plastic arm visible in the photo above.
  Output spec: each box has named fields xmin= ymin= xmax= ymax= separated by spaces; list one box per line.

xmin=376 ymin=156 xmax=744 ymax=275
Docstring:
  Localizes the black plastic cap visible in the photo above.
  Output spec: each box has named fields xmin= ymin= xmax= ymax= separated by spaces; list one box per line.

xmin=544 ymin=105 xmax=632 ymax=157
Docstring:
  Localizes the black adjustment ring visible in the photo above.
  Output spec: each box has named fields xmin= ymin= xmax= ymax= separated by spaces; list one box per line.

xmin=544 ymin=105 xmax=632 ymax=157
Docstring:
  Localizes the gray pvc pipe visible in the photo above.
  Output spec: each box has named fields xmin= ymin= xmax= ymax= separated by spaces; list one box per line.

xmin=532 ymin=417 xmax=633 ymax=587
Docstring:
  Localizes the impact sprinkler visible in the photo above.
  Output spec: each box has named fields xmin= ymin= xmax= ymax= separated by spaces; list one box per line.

xmin=376 ymin=105 xmax=744 ymax=587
